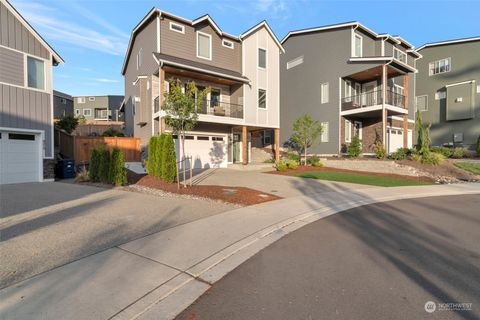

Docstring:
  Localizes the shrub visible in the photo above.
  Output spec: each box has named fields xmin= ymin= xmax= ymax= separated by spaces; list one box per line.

xmin=285 ymin=159 xmax=298 ymax=169
xmin=275 ymin=160 xmax=287 ymax=171
xmin=312 ymin=161 xmax=323 ymax=167
xmin=146 ymin=136 xmax=158 ymax=175
xmin=373 ymin=141 xmax=387 ymax=159
xmin=286 ymin=149 xmax=300 ymax=163
xmin=348 ymin=136 xmax=362 ymax=157
xmin=430 ymin=146 xmax=453 ymax=158
xmin=161 ymin=134 xmax=177 ymax=182
xmin=307 ymin=155 xmax=320 ymax=165
xmin=389 ymin=148 xmax=412 ymax=161
xmin=89 ymin=144 xmax=104 ymax=182
xmin=155 ymin=134 xmax=166 ymax=178
xmin=477 ymin=136 xmax=480 ymax=157
xmin=109 ymin=148 xmax=127 ymax=186
xmin=101 ymin=127 xmax=125 ymax=137
xmin=421 ymin=152 xmax=444 ymax=166
xmin=451 ymin=147 xmax=467 ymax=159
xmin=99 ymin=148 xmax=111 ymax=183
xmin=56 ymin=115 xmax=79 ymax=134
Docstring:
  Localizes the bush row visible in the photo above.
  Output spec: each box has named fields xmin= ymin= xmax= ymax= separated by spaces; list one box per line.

xmin=89 ymin=144 xmax=127 ymax=186
xmin=146 ymin=134 xmax=177 ymax=182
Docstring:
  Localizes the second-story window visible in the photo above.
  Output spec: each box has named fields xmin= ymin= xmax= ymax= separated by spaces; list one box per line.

xmin=197 ymin=32 xmax=212 ymax=60
xmin=258 ymin=89 xmax=267 ymax=109
xmin=393 ymin=48 xmax=407 ymax=63
xmin=258 ymin=48 xmax=266 ymax=68
xmin=429 ymin=58 xmax=451 ymax=76
xmin=321 ymin=83 xmax=329 ymax=104
xmin=27 ymin=56 xmax=45 ymax=90
xmin=77 ymin=97 xmax=85 ymax=104
xmin=222 ymin=39 xmax=234 ymax=49
xmin=353 ymin=33 xmax=363 ymax=57
xmin=137 ymin=48 xmax=143 ymax=70
xmin=169 ymin=22 xmax=185 ymax=34
xmin=89 ymin=97 xmax=95 ymax=101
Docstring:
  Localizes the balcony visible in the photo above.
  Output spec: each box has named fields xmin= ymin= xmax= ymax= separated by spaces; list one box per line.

xmin=198 ymin=100 xmax=243 ymax=119
xmin=342 ymin=90 xmax=405 ymax=112
xmin=94 ymin=109 xmax=109 ymax=120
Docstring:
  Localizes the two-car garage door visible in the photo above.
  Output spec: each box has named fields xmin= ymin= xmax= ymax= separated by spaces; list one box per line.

xmin=0 ymin=130 xmax=42 ymax=184
xmin=174 ymin=133 xmax=228 ymax=169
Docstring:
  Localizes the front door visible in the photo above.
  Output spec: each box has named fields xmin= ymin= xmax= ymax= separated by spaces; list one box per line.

xmin=233 ymin=133 xmax=241 ymax=163
xmin=362 ymin=81 xmax=377 ymax=106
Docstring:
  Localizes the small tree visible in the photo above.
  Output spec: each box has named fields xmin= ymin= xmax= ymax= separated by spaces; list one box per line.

xmin=291 ymin=114 xmax=323 ymax=165
xmin=163 ymin=79 xmax=209 ymax=184
xmin=146 ymin=136 xmax=158 ymax=175
xmin=161 ymin=134 xmax=177 ymax=183
xmin=99 ymin=148 xmax=111 ymax=183
xmin=109 ymin=148 xmax=127 ymax=186
xmin=415 ymin=109 xmax=431 ymax=156
xmin=348 ymin=135 xmax=362 ymax=157
xmin=154 ymin=134 xmax=166 ymax=178
xmin=89 ymin=146 xmax=102 ymax=182
xmin=57 ymin=115 xmax=79 ymax=134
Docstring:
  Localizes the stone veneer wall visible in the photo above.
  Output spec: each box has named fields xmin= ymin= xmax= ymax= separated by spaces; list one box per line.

xmin=43 ymin=159 xmax=56 ymax=180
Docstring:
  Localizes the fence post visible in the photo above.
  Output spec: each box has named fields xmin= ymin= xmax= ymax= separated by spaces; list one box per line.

xmin=176 ymin=161 xmax=180 ymax=190
xmin=189 ymin=156 xmax=193 ymax=187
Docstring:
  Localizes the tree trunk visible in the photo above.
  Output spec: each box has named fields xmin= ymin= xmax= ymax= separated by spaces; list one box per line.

xmin=304 ymin=145 xmax=308 ymax=166
xmin=181 ymin=130 xmax=187 ymax=188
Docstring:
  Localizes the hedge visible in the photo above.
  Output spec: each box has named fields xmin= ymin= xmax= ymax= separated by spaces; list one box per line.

xmin=161 ymin=134 xmax=177 ymax=182
xmin=109 ymin=147 xmax=127 ymax=186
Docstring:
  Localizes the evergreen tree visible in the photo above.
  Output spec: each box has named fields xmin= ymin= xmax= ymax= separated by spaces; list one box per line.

xmin=109 ymin=148 xmax=127 ymax=186
xmin=161 ymin=134 xmax=177 ymax=182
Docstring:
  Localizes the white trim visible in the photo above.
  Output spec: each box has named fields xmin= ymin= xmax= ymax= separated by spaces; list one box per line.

xmin=348 ymin=57 xmax=418 ymax=73
xmin=132 ymin=75 xmax=148 ymax=86
xmin=24 ymin=54 xmax=48 ymax=93
xmin=286 ymin=55 xmax=304 ymax=70
xmin=196 ymin=31 xmax=212 ymax=61
xmin=240 ymin=21 xmax=284 ymax=53
xmin=344 ymin=79 xmax=352 ymax=101
xmin=415 ymin=95 xmax=428 ymax=112
xmin=417 ymin=36 xmax=480 ymax=51
xmin=156 ymin=15 xmax=160 ymax=52
xmin=320 ymin=121 xmax=329 ymax=142
xmin=354 ymin=121 xmax=363 ymax=140
xmin=192 ymin=15 xmax=222 ymax=35
xmin=222 ymin=39 xmax=234 ymax=49
xmin=345 ymin=119 xmax=352 ymax=143
xmin=393 ymin=47 xmax=407 ymax=63
xmin=257 ymin=87 xmax=267 ymax=109
xmin=83 ymin=108 xmax=92 ymax=116
xmin=352 ymin=32 xmax=363 ymax=57
xmin=428 ymin=57 xmax=451 ymax=76
xmin=0 ymin=44 xmax=47 ymax=61
xmin=390 ymin=116 xmax=415 ymax=123
xmin=0 ymin=0 xmax=64 ymax=64
xmin=320 ymin=82 xmax=329 ymax=104
xmin=257 ymin=47 xmax=267 ymax=69
xmin=169 ymin=22 xmax=185 ymax=34
xmin=341 ymin=104 xmax=408 ymax=116
xmin=445 ymin=79 xmax=475 ymax=88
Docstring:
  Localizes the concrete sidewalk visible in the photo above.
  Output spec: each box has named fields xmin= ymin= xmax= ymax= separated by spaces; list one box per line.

xmin=1 ymin=183 xmax=479 ymax=320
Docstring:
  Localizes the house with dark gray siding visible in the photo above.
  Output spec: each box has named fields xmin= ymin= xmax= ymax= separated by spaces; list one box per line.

xmin=280 ymin=22 xmax=420 ymax=155
xmin=415 ymin=37 xmax=480 ymax=150
xmin=121 ymin=8 xmax=283 ymax=168
xmin=53 ymin=90 xmax=73 ymax=119
xmin=0 ymin=0 xmax=64 ymax=184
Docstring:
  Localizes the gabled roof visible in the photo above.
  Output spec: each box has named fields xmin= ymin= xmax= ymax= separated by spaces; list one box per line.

xmin=281 ymin=21 xmax=415 ymax=50
xmin=53 ymin=90 xmax=73 ymax=100
xmin=240 ymin=20 xmax=285 ymax=53
xmin=2 ymin=0 xmax=64 ymax=65
xmin=416 ymin=36 xmax=480 ymax=51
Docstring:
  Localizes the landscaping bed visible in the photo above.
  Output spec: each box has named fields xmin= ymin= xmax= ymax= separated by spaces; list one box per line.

xmin=268 ymin=166 xmax=434 ymax=187
xmin=396 ymin=159 xmax=479 ymax=183
xmin=454 ymin=162 xmax=480 ymax=175
xmin=128 ymin=171 xmax=281 ymax=206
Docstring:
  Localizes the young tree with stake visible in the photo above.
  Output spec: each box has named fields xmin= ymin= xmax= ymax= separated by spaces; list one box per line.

xmin=291 ymin=114 xmax=323 ymax=165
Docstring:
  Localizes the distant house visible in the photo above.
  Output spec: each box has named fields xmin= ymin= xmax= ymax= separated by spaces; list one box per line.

xmin=415 ymin=37 xmax=480 ymax=150
xmin=73 ymin=95 xmax=124 ymax=123
xmin=0 ymin=0 xmax=64 ymax=184
xmin=53 ymin=90 xmax=73 ymax=119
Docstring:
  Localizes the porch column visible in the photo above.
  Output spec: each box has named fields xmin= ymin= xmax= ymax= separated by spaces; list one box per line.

xmin=274 ymin=128 xmax=280 ymax=162
xmin=159 ymin=67 xmax=165 ymax=133
xmin=242 ymin=125 xmax=248 ymax=165
xmin=403 ymin=74 xmax=409 ymax=148
xmin=382 ymin=64 xmax=387 ymax=147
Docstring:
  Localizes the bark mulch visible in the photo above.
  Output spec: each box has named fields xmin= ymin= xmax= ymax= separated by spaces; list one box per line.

xmin=396 ymin=159 xmax=479 ymax=182
xmin=267 ymin=165 xmax=435 ymax=183
xmin=128 ymin=172 xmax=281 ymax=206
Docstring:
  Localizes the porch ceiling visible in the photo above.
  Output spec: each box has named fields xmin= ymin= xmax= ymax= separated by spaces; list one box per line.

xmin=346 ymin=65 xmax=403 ymax=83
xmin=164 ymin=66 xmax=238 ymax=86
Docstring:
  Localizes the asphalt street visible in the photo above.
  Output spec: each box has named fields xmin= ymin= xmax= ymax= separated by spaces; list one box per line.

xmin=177 ymin=194 xmax=480 ymax=320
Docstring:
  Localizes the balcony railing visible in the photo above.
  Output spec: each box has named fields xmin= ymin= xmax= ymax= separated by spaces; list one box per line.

xmin=198 ymin=100 xmax=244 ymax=119
xmin=154 ymin=96 xmax=160 ymax=113
xmin=94 ymin=109 xmax=109 ymax=120
xmin=342 ymin=90 xmax=405 ymax=111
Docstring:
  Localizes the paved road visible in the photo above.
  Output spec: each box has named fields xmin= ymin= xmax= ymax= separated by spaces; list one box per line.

xmin=177 ymin=195 xmax=480 ymax=320
xmin=0 ymin=182 xmax=234 ymax=289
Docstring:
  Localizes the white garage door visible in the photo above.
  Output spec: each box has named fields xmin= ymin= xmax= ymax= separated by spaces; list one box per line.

xmin=174 ymin=134 xmax=228 ymax=169
xmin=387 ymin=128 xmax=412 ymax=153
xmin=0 ymin=131 xmax=42 ymax=184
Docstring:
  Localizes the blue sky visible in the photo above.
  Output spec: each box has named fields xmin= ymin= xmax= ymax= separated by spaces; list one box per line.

xmin=11 ymin=0 xmax=480 ymax=97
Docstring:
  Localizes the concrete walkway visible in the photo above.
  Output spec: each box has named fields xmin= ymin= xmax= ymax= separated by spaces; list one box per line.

xmin=1 ymin=183 xmax=479 ymax=320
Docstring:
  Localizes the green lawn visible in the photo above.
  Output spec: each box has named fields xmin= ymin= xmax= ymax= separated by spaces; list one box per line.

xmin=454 ymin=162 xmax=480 ymax=175
xmin=294 ymin=170 xmax=432 ymax=187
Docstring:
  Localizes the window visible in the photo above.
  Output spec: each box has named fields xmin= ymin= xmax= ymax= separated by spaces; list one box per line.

xmin=286 ymin=55 xmax=303 ymax=70
xmin=258 ymin=48 xmax=266 ymax=68
xmin=212 ymin=137 xmax=224 ymax=141
xmin=393 ymin=48 xmax=407 ymax=63
xmin=258 ymin=89 xmax=267 ymax=109
xmin=169 ymin=22 xmax=184 ymax=34
xmin=321 ymin=83 xmax=329 ymax=104
xmin=132 ymin=96 xmax=136 ymax=115
xmin=321 ymin=122 xmax=329 ymax=142
xmin=416 ymin=95 xmax=428 ymax=111
xmin=222 ymin=39 xmax=234 ymax=49
xmin=345 ymin=80 xmax=352 ymax=102
xmin=345 ymin=120 xmax=352 ymax=143
xmin=435 ymin=90 xmax=446 ymax=100
xmin=83 ymin=109 xmax=92 ymax=116
xmin=89 ymin=97 xmax=95 ymax=101
xmin=353 ymin=33 xmax=363 ymax=57
xmin=137 ymin=48 xmax=143 ymax=70
xmin=9 ymin=133 xmax=35 ymax=141
xmin=75 ymin=109 xmax=80 ymax=116
xmin=61 ymin=98 xmax=67 ymax=104
xmin=197 ymin=32 xmax=212 ymax=60
xmin=477 ymin=85 xmax=480 ymax=93
xmin=197 ymin=136 xmax=210 ymax=141
xmin=77 ymin=97 xmax=85 ymax=103
xmin=27 ymin=56 xmax=45 ymax=90
xmin=429 ymin=58 xmax=451 ymax=76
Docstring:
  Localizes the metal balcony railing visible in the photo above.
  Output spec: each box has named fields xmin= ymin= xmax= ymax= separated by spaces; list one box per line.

xmin=197 ymin=100 xmax=244 ymax=119
xmin=341 ymin=90 xmax=405 ymax=111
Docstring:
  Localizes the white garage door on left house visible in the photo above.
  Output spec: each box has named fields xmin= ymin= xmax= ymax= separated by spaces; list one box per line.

xmin=0 ymin=130 xmax=43 ymax=184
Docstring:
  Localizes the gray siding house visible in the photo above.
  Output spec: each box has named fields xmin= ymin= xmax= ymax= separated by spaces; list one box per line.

xmin=280 ymin=22 xmax=420 ymax=155
xmin=0 ymin=0 xmax=64 ymax=184
xmin=121 ymin=8 xmax=283 ymax=168
xmin=73 ymin=95 xmax=124 ymax=122
xmin=415 ymin=37 xmax=480 ymax=150
xmin=53 ymin=90 xmax=73 ymax=119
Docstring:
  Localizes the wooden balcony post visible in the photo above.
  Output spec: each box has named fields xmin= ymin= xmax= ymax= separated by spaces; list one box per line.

xmin=242 ymin=126 xmax=248 ymax=165
xmin=382 ymin=64 xmax=387 ymax=147
xmin=403 ymin=74 xmax=409 ymax=148
xmin=274 ymin=128 xmax=280 ymax=162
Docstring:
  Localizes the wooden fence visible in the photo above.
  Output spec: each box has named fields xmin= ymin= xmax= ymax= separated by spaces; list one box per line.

xmin=56 ymin=129 xmax=141 ymax=164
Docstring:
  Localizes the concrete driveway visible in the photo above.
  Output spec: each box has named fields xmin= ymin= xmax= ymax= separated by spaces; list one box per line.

xmin=0 ymin=182 xmax=234 ymax=289
xmin=177 ymin=194 xmax=480 ymax=320
xmin=191 ymin=168 xmax=370 ymax=198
